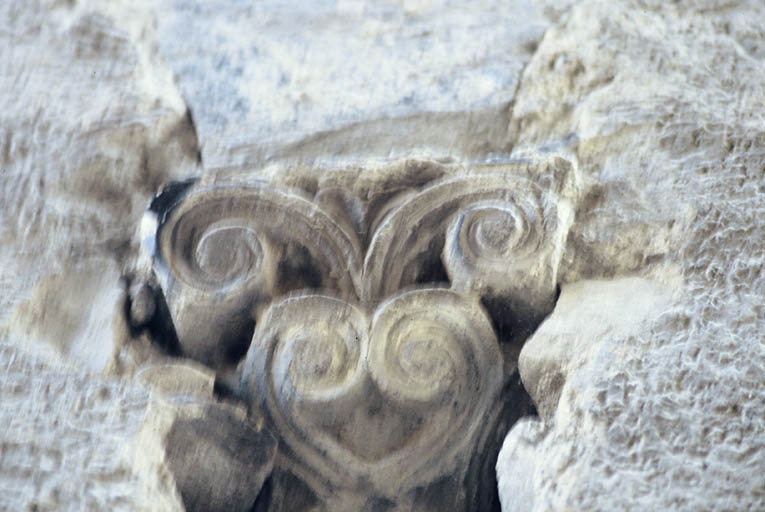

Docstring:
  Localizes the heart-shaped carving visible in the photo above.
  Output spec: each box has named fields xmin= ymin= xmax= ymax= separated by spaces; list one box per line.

xmin=239 ymin=288 xmax=504 ymax=498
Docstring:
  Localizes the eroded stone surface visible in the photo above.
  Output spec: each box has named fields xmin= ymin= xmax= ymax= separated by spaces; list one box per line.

xmin=163 ymin=404 xmax=277 ymax=512
xmin=0 ymin=258 xmax=127 ymax=373
xmin=240 ymin=289 xmax=503 ymax=510
xmin=135 ymin=362 xmax=216 ymax=402
xmin=150 ymin=0 xmax=556 ymax=168
xmin=519 ymin=277 xmax=678 ymax=420
xmin=0 ymin=342 xmax=183 ymax=511
xmin=497 ymin=1 xmax=765 ymax=510
xmin=148 ymin=155 xmax=577 ymax=372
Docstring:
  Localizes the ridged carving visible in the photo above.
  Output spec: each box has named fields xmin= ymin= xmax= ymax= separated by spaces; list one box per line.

xmin=240 ymin=289 xmax=503 ymax=506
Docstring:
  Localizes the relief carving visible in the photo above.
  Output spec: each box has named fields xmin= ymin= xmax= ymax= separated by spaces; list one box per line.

xmin=364 ymin=172 xmax=567 ymax=319
xmin=140 ymin=155 xmax=577 ymax=510
xmin=152 ymin=182 xmax=363 ymax=366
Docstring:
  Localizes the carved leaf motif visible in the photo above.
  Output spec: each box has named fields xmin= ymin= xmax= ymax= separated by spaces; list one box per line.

xmin=239 ymin=288 xmax=503 ymax=498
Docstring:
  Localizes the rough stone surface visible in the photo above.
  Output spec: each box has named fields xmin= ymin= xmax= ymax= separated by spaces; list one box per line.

xmin=162 ymin=404 xmax=277 ymax=512
xmin=519 ymin=277 xmax=678 ymax=420
xmin=1 ymin=258 xmax=127 ymax=373
xmin=0 ymin=342 xmax=183 ymax=511
xmin=135 ymin=362 xmax=216 ymax=401
xmin=1 ymin=0 xmax=763 ymax=510
xmin=150 ymin=0 xmax=556 ymax=168
xmin=497 ymin=1 xmax=765 ymax=511
xmin=146 ymin=156 xmax=563 ymax=509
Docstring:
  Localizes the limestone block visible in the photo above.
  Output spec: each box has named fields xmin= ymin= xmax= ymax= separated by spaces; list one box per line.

xmin=135 ymin=362 xmax=216 ymax=402
xmin=151 ymin=0 xmax=555 ymax=166
xmin=0 ymin=343 xmax=183 ymax=511
xmin=495 ymin=418 xmax=545 ymax=512
xmin=3 ymin=1 xmax=762 ymax=511
xmin=141 ymin=154 xmax=576 ymax=509
xmin=495 ymin=1 xmax=765 ymax=508
xmin=0 ymin=1 xmax=198 ymax=315
xmin=0 ymin=259 xmax=127 ymax=373
xmin=519 ymin=277 xmax=677 ymax=420
xmin=165 ymin=405 xmax=277 ymax=512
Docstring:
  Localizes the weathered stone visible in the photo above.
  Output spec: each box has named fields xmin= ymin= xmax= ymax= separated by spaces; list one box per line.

xmin=0 ymin=259 xmax=126 ymax=373
xmin=149 ymin=155 xmax=577 ymax=372
xmin=163 ymin=404 xmax=277 ymax=512
xmin=136 ymin=153 xmax=577 ymax=509
xmin=128 ymin=282 xmax=157 ymax=329
xmin=519 ymin=277 xmax=677 ymax=420
xmin=495 ymin=418 xmax=544 ymax=512
xmin=150 ymin=0 xmax=554 ymax=167
xmin=0 ymin=343 xmax=183 ymax=511
xmin=240 ymin=289 xmax=504 ymax=510
xmin=135 ymin=362 xmax=216 ymax=402
xmin=496 ymin=1 xmax=765 ymax=509
xmin=1 ymin=0 xmax=763 ymax=510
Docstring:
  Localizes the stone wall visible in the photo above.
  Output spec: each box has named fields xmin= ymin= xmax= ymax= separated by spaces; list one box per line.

xmin=1 ymin=0 xmax=762 ymax=510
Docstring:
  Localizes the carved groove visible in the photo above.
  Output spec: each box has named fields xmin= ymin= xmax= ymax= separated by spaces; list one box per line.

xmin=158 ymin=183 xmax=362 ymax=296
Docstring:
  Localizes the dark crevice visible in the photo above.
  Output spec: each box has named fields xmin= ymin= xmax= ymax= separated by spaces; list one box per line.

xmin=466 ymin=370 xmax=536 ymax=512
xmin=223 ymin=317 xmax=256 ymax=366
xmin=250 ymin=471 xmax=319 ymax=512
xmin=147 ymin=290 xmax=182 ymax=356
xmin=413 ymin=253 xmax=450 ymax=286
xmin=411 ymin=236 xmax=451 ymax=287
xmin=213 ymin=376 xmax=246 ymax=404
xmin=184 ymin=105 xmax=203 ymax=166
xmin=149 ymin=177 xmax=198 ymax=222
xmin=249 ymin=476 xmax=273 ymax=512
xmin=480 ymin=294 xmax=552 ymax=346
xmin=276 ymin=244 xmax=324 ymax=293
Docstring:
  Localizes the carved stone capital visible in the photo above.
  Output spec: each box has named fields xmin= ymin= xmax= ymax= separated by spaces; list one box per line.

xmin=141 ymin=155 xmax=577 ymax=510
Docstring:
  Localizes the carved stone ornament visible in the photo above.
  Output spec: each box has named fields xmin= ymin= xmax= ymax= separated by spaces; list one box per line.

xmin=141 ymin=155 xmax=576 ymax=510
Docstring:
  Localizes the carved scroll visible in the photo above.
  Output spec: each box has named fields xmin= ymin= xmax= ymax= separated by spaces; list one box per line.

xmin=239 ymin=288 xmax=503 ymax=507
xmin=364 ymin=173 xmax=568 ymax=320
xmin=152 ymin=182 xmax=363 ymax=367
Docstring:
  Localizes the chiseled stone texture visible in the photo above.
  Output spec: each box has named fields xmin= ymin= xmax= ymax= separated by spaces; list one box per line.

xmin=0 ymin=1 xmax=564 ymax=509
xmin=498 ymin=0 xmax=764 ymax=510
xmin=0 ymin=0 xmax=199 ymax=322
xmin=0 ymin=2 xmax=198 ymax=509
xmin=519 ymin=277 xmax=678 ymax=421
xmin=1 ymin=258 xmax=126 ymax=373
xmin=0 ymin=342 xmax=183 ymax=511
